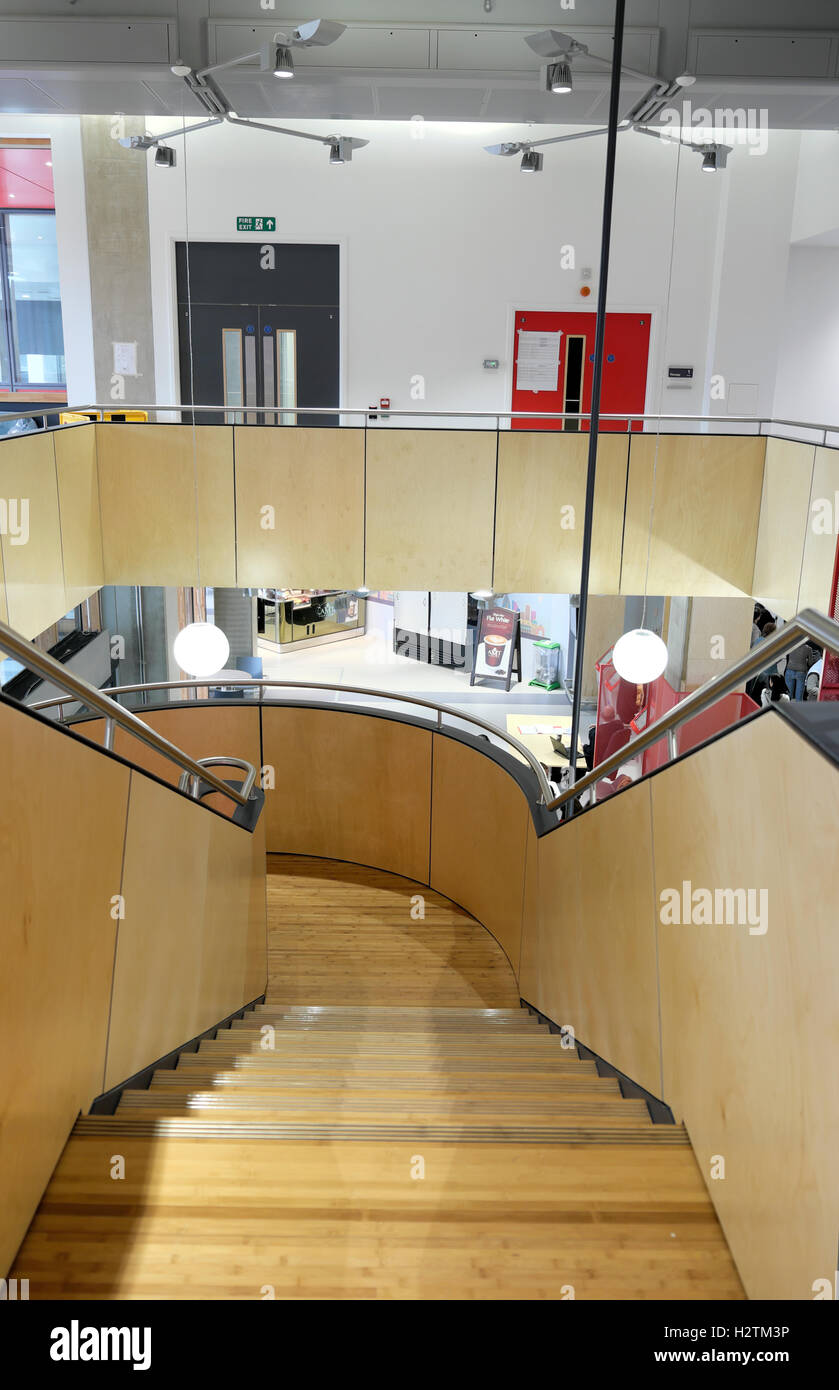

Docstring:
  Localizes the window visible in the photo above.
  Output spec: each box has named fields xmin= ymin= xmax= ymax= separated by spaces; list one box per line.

xmin=0 ymin=210 xmax=65 ymax=389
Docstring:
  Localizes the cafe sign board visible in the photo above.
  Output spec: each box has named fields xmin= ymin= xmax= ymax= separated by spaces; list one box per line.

xmin=471 ymin=605 xmax=521 ymax=692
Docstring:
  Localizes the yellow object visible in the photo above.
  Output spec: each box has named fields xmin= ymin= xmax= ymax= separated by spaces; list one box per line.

xmin=101 ymin=409 xmax=148 ymax=423
xmin=60 ymin=410 xmax=99 ymax=423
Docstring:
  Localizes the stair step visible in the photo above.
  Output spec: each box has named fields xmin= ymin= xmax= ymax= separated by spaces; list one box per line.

xmin=118 ymin=1089 xmax=648 ymax=1118
xmin=149 ymin=1069 xmax=619 ymax=1095
xmin=74 ymin=1115 xmax=688 ymax=1144
xmin=254 ymin=1006 xmax=533 ymax=1017
xmin=205 ymin=1032 xmax=574 ymax=1052
xmin=184 ymin=1053 xmax=594 ymax=1076
xmin=238 ymin=1017 xmax=547 ymax=1028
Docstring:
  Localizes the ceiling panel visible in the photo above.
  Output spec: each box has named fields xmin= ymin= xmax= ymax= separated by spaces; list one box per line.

xmin=688 ymin=29 xmax=839 ymax=79
xmin=209 ymin=23 xmax=432 ymax=70
xmin=0 ymin=17 xmax=174 ymax=65
xmin=0 ymin=77 xmax=63 ymax=113
xmin=436 ymin=27 xmax=660 ymax=76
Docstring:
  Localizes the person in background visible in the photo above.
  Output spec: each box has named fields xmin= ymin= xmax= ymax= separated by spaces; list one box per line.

xmin=806 ymin=654 xmax=823 ymax=701
xmin=746 ymin=621 xmax=780 ymax=703
xmin=784 ymin=640 xmax=812 ymax=701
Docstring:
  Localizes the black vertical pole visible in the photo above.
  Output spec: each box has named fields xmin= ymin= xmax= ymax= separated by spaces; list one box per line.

xmin=566 ymin=0 xmax=627 ymax=818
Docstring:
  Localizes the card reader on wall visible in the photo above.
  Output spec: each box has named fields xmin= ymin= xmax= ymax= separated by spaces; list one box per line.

xmin=667 ymin=366 xmax=694 ymax=390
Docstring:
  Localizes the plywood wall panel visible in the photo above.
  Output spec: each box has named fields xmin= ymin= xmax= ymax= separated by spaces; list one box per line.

xmin=0 ymin=702 xmax=130 ymax=1274
xmin=651 ymin=712 xmax=839 ymax=1299
xmin=234 ymin=427 xmax=364 ymax=588
xmin=429 ymin=735 xmax=529 ymax=975
xmin=79 ymin=704 xmax=262 ymax=799
xmin=54 ymin=424 xmax=104 ymax=608
xmin=529 ymin=781 xmax=662 ymax=1098
xmin=262 ymin=706 xmax=432 ymax=883
xmin=0 ymin=432 xmax=65 ymax=638
xmin=96 ymin=424 xmax=235 ymax=585
xmin=494 ymin=432 xmax=628 ymax=594
xmin=365 ymin=429 xmax=496 ymax=590
xmin=105 ymin=770 xmax=267 ymax=1089
xmin=622 ymin=435 xmax=766 ymax=596
xmin=752 ymin=436 xmax=814 ymax=612
xmin=799 ymin=445 xmax=839 ymax=613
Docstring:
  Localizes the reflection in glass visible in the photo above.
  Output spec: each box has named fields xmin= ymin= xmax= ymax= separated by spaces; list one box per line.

xmin=5 ymin=211 xmax=65 ymax=385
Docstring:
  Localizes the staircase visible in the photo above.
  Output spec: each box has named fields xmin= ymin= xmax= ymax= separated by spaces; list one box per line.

xmin=12 ymin=859 xmax=743 ymax=1299
xmin=77 ymin=1004 xmax=683 ymax=1143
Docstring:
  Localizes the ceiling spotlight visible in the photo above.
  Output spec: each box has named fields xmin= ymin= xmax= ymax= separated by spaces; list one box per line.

xmin=329 ymin=139 xmax=345 ymax=165
xmin=170 ymin=60 xmax=192 ymax=77
xmin=155 ymin=145 xmax=176 ymax=167
xmin=327 ymin=136 xmax=368 ymax=164
xmin=272 ymin=43 xmax=294 ymax=78
xmin=520 ymin=149 xmax=544 ymax=173
xmin=525 ymin=29 xmax=579 ymax=60
xmin=293 ymin=19 xmax=347 ymax=47
xmin=698 ymin=144 xmax=731 ymax=172
xmin=547 ymin=60 xmax=572 ymax=93
xmin=484 ymin=142 xmax=523 ymax=157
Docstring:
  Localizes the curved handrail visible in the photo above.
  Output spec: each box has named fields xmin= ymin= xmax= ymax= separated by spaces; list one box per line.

xmin=24 ymin=607 xmax=839 ymax=821
xmin=0 ymin=617 xmax=254 ymax=810
xmin=547 ymin=607 xmax=839 ymax=814
xmin=31 ymin=676 xmax=558 ymax=811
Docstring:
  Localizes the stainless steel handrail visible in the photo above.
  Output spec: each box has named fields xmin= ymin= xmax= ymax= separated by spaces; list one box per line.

xmin=0 ymin=617 xmax=254 ymax=810
xmin=3 ymin=403 xmax=839 ymax=434
xmin=545 ymin=607 xmax=839 ymax=814
xmin=31 ymin=676 xmax=558 ymax=811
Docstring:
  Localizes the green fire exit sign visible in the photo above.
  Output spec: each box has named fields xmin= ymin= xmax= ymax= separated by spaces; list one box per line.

xmin=236 ymin=215 xmax=276 ymax=232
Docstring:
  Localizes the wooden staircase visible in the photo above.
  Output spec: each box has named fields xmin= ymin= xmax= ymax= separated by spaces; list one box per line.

xmin=77 ymin=1003 xmax=683 ymax=1142
xmin=11 ymin=857 xmax=744 ymax=1299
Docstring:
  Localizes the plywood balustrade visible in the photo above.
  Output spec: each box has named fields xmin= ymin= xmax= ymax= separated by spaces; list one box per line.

xmin=429 ymin=733 xmax=530 ymax=976
xmin=651 ymin=711 xmax=839 ymax=1301
xmin=0 ymin=700 xmax=130 ymax=1274
xmin=621 ymin=434 xmax=766 ymax=596
xmin=494 ymin=432 xmax=628 ymax=594
xmin=0 ymin=430 xmax=66 ymax=637
xmin=365 ymin=428 xmax=497 ymax=590
xmin=0 ymin=696 xmax=267 ymax=1275
xmin=261 ymin=705 xmax=432 ymax=883
xmin=519 ymin=777 xmax=663 ymax=1099
xmin=105 ymin=769 xmax=266 ymax=1089
xmin=799 ymin=445 xmax=839 ymax=612
xmin=234 ymin=426 xmax=364 ymax=589
xmin=96 ymin=423 xmax=236 ymax=585
xmin=752 ymin=436 xmax=815 ymax=615
xmin=79 ymin=703 xmax=261 ymax=802
xmin=54 ymin=424 xmax=104 ymax=609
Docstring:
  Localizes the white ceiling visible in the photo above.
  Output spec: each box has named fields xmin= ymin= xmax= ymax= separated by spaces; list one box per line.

xmin=0 ymin=12 xmax=838 ymax=129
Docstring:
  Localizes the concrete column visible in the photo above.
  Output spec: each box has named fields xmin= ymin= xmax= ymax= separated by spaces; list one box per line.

xmin=79 ymin=115 xmax=156 ymax=407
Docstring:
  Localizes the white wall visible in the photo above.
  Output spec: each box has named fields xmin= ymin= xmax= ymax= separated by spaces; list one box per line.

xmin=774 ymin=246 xmax=839 ymax=426
xmin=144 ymin=117 xmax=803 ymax=427
xmin=0 ymin=114 xmax=95 ymax=405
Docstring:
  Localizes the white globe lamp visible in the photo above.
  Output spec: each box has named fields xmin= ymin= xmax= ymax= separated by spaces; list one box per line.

xmin=173 ymin=622 xmax=230 ymax=678
xmin=612 ymin=628 xmax=668 ymax=685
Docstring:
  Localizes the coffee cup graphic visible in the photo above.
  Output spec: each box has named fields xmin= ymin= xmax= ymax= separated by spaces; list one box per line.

xmin=484 ymin=634 xmax=508 ymax=668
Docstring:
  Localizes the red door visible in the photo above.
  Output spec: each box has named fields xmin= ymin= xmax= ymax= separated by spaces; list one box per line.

xmin=511 ymin=310 xmax=651 ymax=431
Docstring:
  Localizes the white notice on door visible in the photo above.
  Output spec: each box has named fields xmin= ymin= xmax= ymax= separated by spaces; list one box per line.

xmin=516 ymin=330 xmax=562 ymax=392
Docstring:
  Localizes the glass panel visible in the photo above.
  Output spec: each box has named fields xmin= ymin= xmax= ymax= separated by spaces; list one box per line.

xmin=221 ymin=328 xmax=243 ymax=424
xmin=563 ymin=336 xmax=585 ymax=433
xmin=5 ymin=212 xmax=65 ymax=385
xmin=244 ymin=331 xmax=257 ymax=424
xmin=262 ymin=328 xmax=276 ymax=423
xmin=277 ymin=329 xmax=297 ymax=426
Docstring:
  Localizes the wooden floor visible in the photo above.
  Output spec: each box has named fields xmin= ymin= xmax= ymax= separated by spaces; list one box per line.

xmin=12 ymin=855 xmax=744 ymax=1300
xmin=265 ymin=854 xmax=521 ymax=1006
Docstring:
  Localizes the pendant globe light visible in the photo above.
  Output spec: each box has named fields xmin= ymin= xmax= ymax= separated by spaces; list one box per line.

xmin=173 ymin=622 xmax=230 ymax=678
xmin=612 ymin=627 xmax=668 ymax=684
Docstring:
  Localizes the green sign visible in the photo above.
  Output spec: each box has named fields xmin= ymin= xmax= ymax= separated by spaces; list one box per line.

xmin=236 ymin=215 xmax=276 ymax=232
